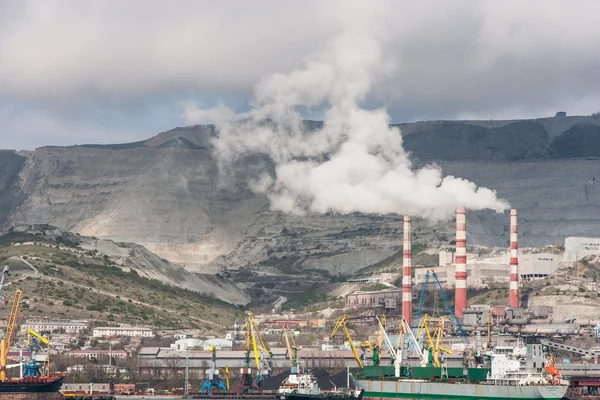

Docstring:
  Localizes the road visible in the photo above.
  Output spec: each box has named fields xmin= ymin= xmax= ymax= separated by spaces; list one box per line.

xmin=19 ymin=256 xmax=39 ymax=275
xmin=272 ymin=295 xmax=287 ymax=310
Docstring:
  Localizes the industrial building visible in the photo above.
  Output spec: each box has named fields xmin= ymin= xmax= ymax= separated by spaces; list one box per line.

xmin=565 ymin=236 xmax=600 ymax=262
xmin=202 ymin=338 xmax=233 ymax=351
xmin=345 ymin=288 xmax=402 ymax=310
xmin=415 ymin=259 xmax=510 ymax=288
xmin=347 ymin=272 xmax=396 ymax=284
xmin=170 ymin=338 xmax=204 ymax=351
xmin=425 ymin=251 xmax=560 ymax=287
xmin=519 ymin=253 xmax=561 ymax=280
xmin=67 ymin=349 xmax=129 ymax=359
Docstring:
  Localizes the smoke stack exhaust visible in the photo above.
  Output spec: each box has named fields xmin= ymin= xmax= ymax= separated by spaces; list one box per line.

xmin=402 ymin=215 xmax=412 ymax=325
xmin=509 ymin=209 xmax=519 ymax=307
xmin=455 ymin=206 xmax=467 ymax=318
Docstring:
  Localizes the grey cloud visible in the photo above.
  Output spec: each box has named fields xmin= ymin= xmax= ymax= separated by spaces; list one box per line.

xmin=0 ymin=0 xmax=599 ymax=141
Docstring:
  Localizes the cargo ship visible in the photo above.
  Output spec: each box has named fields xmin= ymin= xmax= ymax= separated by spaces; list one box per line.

xmin=354 ymin=340 xmax=568 ymax=400
xmin=0 ymin=374 xmax=65 ymax=393
xmin=277 ymin=366 xmax=364 ymax=400
xmin=0 ymin=289 xmax=65 ymax=399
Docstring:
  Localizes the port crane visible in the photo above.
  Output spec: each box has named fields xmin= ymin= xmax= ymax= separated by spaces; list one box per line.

xmin=230 ymin=327 xmax=254 ymax=394
xmin=330 ymin=314 xmax=375 ymax=369
xmin=376 ymin=315 xmax=426 ymax=376
xmin=201 ymin=345 xmax=228 ymax=394
xmin=246 ymin=311 xmax=272 ymax=386
xmin=281 ymin=324 xmax=299 ymax=368
xmin=358 ymin=315 xmax=386 ymax=367
xmin=24 ymin=329 xmax=51 ymax=377
xmin=413 ymin=270 xmax=469 ymax=345
xmin=0 ymin=289 xmax=23 ymax=381
xmin=429 ymin=317 xmax=452 ymax=367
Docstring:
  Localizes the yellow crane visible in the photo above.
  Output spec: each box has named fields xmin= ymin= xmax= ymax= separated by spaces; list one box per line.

xmin=0 ymin=289 xmax=22 ymax=382
xmin=246 ymin=312 xmax=272 ymax=379
xmin=330 ymin=315 xmax=364 ymax=369
xmin=432 ymin=318 xmax=452 ymax=367
xmin=27 ymin=328 xmax=51 ymax=376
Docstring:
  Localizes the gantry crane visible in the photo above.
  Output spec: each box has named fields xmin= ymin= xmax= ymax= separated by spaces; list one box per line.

xmin=0 ymin=289 xmax=23 ymax=381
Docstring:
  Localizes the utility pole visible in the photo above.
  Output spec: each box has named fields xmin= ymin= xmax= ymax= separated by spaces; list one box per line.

xmin=184 ymin=348 xmax=189 ymax=398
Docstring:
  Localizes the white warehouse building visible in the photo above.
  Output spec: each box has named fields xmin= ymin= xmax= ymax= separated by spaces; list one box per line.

xmin=565 ymin=237 xmax=600 ymax=262
xmin=171 ymin=338 xmax=204 ymax=351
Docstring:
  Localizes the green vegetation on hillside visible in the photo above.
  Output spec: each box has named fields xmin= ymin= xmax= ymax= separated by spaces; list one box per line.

xmin=0 ymin=232 xmax=242 ymax=331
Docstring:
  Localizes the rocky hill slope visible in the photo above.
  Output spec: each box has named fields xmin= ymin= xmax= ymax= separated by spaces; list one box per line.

xmin=2 ymin=115 xmax=600 ymax=276
xmin=2 ymin=224 xmax=248 ymax=305
xmin=0 ymin=227 xmax=244 ymax=330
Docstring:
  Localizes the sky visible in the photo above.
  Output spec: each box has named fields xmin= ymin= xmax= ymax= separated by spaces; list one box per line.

xmin=1 ymin=0 xmax=600 ymax=150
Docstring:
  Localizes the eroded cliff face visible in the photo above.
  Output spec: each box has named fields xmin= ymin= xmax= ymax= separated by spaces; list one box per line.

xmin=2 ymin=116 xmax=600 ymax=276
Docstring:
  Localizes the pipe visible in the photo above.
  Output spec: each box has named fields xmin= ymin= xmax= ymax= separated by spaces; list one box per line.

xmin=509 ymin=209 xmax=519 ymax=308
xmin=455 ymin=207 xmax=467 ymax=318
xmin=506 ymin=319 xmax=530 ymax=326
xmin=402 ymin=215 xmax=412 ymax=326
xmin=573 ymin=320 xmax=600 ymax=327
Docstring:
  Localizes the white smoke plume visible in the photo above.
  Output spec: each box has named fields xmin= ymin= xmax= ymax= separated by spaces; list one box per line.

xmin=195 ymin=32 xmax=509 ymax=220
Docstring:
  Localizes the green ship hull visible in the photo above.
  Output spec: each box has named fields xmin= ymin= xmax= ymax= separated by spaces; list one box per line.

xmin=356 ymin=378 xmax=567 ymax=400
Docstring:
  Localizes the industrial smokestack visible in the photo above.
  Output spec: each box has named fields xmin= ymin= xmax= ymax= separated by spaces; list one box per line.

xmin=455 ymin=206 xmax=467 ymax=318
xmin=509 ymin=209 xmax=519 ymax=307
xmin=402 ymin=215 xmax=412 ymax=325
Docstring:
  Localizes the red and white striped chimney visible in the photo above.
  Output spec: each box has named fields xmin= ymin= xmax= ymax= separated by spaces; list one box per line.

xmin=402 ymin=215 xmax=412 ymax=325
xmin=509 ymin=209 xmax=519 ymax=308
xmin=455 ymin=206 xmax=467 ymax=318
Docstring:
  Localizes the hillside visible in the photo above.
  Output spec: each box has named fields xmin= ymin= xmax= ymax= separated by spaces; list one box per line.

xmin=0 ymin=226 xmax=245 ymax=331
xmin=2 ymin=115 xmax=600 ymax=277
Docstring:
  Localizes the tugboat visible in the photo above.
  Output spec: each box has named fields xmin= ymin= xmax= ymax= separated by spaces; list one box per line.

xmin=277 ymin=366 xmax=364 ymax=400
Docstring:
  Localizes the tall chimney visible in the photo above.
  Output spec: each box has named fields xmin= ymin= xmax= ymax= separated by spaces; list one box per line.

xmin=509 ymin=209 xmax=519 ymax=308
xmin=455 ymin=207 xmax=467 ymax=318
xmin=402 ymin=215 xmax=412 ymax=325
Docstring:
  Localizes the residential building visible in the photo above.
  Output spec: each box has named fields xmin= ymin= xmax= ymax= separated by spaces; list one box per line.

xmin=92 ymin=326 xmax=153 ymax=338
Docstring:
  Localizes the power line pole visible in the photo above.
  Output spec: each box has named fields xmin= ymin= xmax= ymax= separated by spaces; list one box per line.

xmin=184 ymin=348 xmax=189 ymax=398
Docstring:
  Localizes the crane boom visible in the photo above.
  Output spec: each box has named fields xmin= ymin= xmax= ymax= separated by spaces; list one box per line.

xmin=246 ymin=311 xmax=272 ymax=380
xmin=28 ymin=329 xmax=49 ymax=346
xmin=1 ymin=289 xmax=23 ymax=381
xmin=0 ymin=266 xmax=9 ymax=302
xmin=281 ymin=324 xmax=298 ymax=367
xmin=330 ymin=315 xmax=364 ymax=369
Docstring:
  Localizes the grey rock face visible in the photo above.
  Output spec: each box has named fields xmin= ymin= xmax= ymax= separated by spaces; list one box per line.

xmin=2 ymin=115 xmax=600 ymax=276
